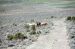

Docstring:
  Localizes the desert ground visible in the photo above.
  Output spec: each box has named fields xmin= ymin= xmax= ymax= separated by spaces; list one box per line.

xmin=2 ymin=17 xmax=70 ymax=49
xmin=25 ymin=18 xmax=70 ymax=49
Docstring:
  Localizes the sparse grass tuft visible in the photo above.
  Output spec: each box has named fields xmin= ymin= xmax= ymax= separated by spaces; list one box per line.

xmin=30 ymin=31 xmax=36 ymax=35
xmin=30 ymin=25 xmax=36 ymax=35
xmin=14 ymin=33 xmax=25 ymax=39
xmin=67 ymin=16 xmax=71 ymax=20
xmin=67 ymin=16 xmax=75 ymax=21
xmin=25 ymin=24 xmax=30 ymax=32
xmin=31 ymin=25 xmax=36 ymax=31
xmin=7 ymin=33 xmax=27 ymax=40
xmin=7 ymin=34 xmax=13 ymax=40
xmin=72 ymin=16 xmax=75 ymax=21
xmin=0 ymin=39 xmax=2 ymax=46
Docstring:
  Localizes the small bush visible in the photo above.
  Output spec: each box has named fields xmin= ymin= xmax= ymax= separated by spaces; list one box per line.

xmin=31 ymin=25 xmax=36 ymax=31
xmin=30 ymin=31 xmax=41 ymax=35
xmin=30 ymin=25 xmax=36 ymax=35
xmin=7 ymin=33 xmax=27 ymax=40
xmin=14 ymin=33 xmax=25 ymax=39
xmin=51 ymin=16 xmax=54 ymax=18
xmin=30 ymin=31 xmax=36 ymax=35
xmin=0 ymin=39 xmax=2 ymax=43
xmin=37 ymin=31 xmax=41 ymax=34
xmin=22 ymin=36 xmax=28 ymax=39
xmin=25 ymin=24 xmax=30 ymax=32
xmin=0 ymin=39 xmax=2 ymax=46
xmin=7 ymin=34 xmax=13 ymax=40
xmin=8 ymin=44 xmax=15 ymax=47
xmin=71 ymin=36 xmax=75 ymax=39
xmin=67 ymin=16 xmax=75 ymax=21
xmin=72 ymin=16 xmax=75 ymax=21
xmin=13 ymin=23 xmax=17 ymax=26
xmin=25 ymin=25 xmax=30 ymax=29
xmin=67 ymin=16 xmax=71 ymax=20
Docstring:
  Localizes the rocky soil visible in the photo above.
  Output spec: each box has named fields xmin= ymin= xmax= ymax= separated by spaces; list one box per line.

xmin=25 ymin=18 xmax=70 ymax=49
xmin=0 ymin=18 xmax=53 ymax=49
xmin=66 ymin=20 xmax=75 ymax=49
xmin=0 ymin=17 xmax=73 ymax=49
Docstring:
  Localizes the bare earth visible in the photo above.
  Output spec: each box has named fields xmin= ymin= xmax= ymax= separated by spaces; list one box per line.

xmin=26 ymin=18 xmax=70 ymax=49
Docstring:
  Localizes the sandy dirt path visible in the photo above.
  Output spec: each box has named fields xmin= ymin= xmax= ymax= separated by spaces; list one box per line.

xmin=26 ymin=18 xmax=70 ymax=49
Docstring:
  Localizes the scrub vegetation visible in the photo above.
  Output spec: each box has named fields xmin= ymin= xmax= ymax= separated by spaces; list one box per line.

xmin=0 ymin=18 xmax=49 ymax=48
xmin=7 ymin=33 xmax=27 ymax=40
xmin=67 ymin=16 xmax=75 ymax=21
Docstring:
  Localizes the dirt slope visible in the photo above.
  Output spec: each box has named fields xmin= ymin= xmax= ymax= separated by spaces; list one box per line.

xmin=26 ymin=18 xmax=70 ymax=49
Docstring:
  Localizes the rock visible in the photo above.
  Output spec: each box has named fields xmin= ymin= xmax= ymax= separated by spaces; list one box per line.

xmin=71 ymin=36 xmax=75 ymax=39
xmin=13 ymin=23 xmax=17 ymax=26
xmin=0 ymin=26 xmax=3 ymax=29
xmin=0 ymin=39 xmax=2 ymax=46
xmin=37 ymin=31 xmax=41 ymax=34
xmin=22 ymin=36 xmax=28 ymax=39
xmin=8 ymin=44 xmax=15 ymax=47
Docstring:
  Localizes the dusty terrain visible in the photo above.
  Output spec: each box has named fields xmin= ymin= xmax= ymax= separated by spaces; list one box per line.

xmin=5 ymin=18 xmax=70 ymax=49
xmin=25 ymin=18 xmax=70 ymax=49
